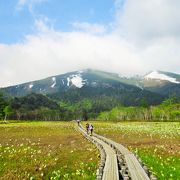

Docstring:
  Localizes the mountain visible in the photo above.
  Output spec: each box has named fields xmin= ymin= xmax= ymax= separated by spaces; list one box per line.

xmin=1 ymin=69 xmax=179 ymax=99
xmin=0 ymin=69 xmax=164 ymax=108
xmin=142 ymin=71 xmax=180 ymax=97
xmin=3 ymin=69 xmax=178 ymax=120
xmin=116 ymin=71 xmax=180 ymax=97
xmin=1 ymin=69 xmax=179 ymax=121
xmin=144 ymin=71 xmax=180 ymax=84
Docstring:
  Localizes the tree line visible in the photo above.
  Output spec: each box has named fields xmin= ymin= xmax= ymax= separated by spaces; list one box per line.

xmin=97 ymin=97 xmax=180 ymax=122
xmin=0 ymin=92 xmax=179 ymax=122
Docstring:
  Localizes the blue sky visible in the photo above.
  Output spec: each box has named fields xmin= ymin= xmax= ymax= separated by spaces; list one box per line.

xmin=0 ymin=0 xmax=179 ymax=87
xmin=0 ymin=0 xmax=120 ymax=44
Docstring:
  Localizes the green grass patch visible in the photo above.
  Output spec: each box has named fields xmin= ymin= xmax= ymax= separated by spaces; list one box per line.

xmin=136 ymin=148 xmax=180 ymax=179
xmin=0 ymin=121 xmax=99 ymax=179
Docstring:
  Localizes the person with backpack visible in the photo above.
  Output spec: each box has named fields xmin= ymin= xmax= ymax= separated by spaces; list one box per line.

xmin=77 ymin=119 xmax=80 ymax=126
xmin=89 ymin=124 xmax=93 ymax=136
xmin=86 ymin=123 xmax=89 ymax=134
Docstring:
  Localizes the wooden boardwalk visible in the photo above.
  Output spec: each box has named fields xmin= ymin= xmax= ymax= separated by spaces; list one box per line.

xmin=95 ymin=134 xmax=150 ymax=180
xmin=78 ymin=125 xmax=151 ymax=180
xmin=78 ymin=126 xmax=119 ymax=180
xmin=93 ymin=136 xmax=119 ymax=180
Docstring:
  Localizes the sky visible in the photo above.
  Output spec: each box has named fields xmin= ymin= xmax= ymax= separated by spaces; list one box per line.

xmin=0 ymin=0 xmax=180 ymax=87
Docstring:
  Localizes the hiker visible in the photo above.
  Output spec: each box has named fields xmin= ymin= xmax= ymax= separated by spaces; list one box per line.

xmin=77 ymin=119 xmax=80 ymax=126
xmin=89 ymin=124 xmax=93 ymax=136
xmin=86 ymin=123 xmax=89 ymax=134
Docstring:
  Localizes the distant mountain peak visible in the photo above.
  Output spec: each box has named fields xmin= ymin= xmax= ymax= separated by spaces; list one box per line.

xmin=144 ymin=71 xmax=180 ymax=84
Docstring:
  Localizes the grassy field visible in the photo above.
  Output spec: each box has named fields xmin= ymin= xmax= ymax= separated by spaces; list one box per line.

xmin=0 ymin=121 xmax=99 ymax=179
xmin=1 ymin=121 xmax=179 ymax=180
xmin=84 ymin=121 xmax=180 ymax=180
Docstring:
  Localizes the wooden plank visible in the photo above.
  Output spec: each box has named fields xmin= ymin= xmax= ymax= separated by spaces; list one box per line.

xmin=125 ymin=154 xmax=149 ymax=180
xmin=92 ymin=136 xmax=119 ymax=180
xmin=95 ymin=134 xmax=130 ymax=155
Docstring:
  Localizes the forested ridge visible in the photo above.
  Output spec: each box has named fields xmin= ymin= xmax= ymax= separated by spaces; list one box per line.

xmin=0 ymin=91 xmax=179 ymax=121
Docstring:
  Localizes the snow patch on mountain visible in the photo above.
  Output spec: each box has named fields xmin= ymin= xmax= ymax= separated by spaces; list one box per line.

xmin=51 ymin=77 xmax=56 ymax=88
xmin=145 ymin=71 xmax=180 ymax=84
xmin=29 ymin=84 xmax=33 ymax=89
xmin=71 ymin=75 xmax=85 ymax=88
xmin=67 ymin=77 xmax=70 ymax=86
xmin=66 ymin=73 xmax=86 ymax=88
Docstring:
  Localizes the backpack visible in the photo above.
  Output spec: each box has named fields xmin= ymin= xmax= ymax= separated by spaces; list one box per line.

xmin=90 ymin=125 xmax=93 ymax=130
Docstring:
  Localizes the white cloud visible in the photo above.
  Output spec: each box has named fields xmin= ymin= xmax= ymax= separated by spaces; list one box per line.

xmin=72 ymin=22 xmax=107 ymax=34
xmin=0 ymin=0 xmax=180 ymax=87
xmin=0 ymin=23 xmax=143 ymax=87
xmin=116 ymin=0 xmax=180 ymax=44
xmin=114 ymin=0 xmax=180 ymax=73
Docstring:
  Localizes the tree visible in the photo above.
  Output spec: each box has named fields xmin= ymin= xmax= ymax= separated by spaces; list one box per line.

xmin=3 ymin=105 xmax=12 ymax=122
xmin=0 ymin=93 xmax=7 ymax=120
xmin=161 ymin=96 xmax=180 ymax=107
